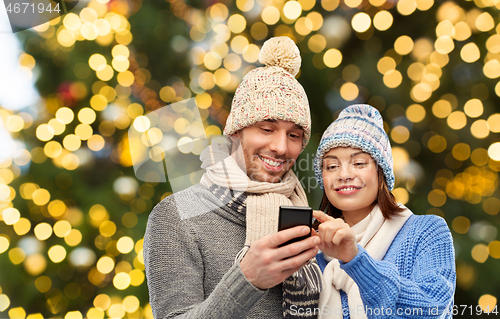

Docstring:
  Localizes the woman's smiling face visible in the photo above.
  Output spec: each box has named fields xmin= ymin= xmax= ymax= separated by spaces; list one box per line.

xmin=322 ymin=147 xmax=379 ymax=222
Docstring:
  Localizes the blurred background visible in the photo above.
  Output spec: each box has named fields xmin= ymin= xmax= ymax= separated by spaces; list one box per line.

xmin=0 ymin=0 xmax=499 ymax=317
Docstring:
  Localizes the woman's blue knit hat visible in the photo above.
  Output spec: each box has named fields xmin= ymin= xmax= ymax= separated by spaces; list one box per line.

xmin=314 ymin=104 xmax=395 ymax=191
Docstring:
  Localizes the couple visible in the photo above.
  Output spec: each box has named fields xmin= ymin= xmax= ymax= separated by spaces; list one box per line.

xmin=143 ymin=37 xmax=456 ymax=319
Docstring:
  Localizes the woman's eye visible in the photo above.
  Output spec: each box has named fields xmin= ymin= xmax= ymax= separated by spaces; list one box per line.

xmin=261 ymin=128 xmax=272 ymax=133
xmin=325 ymin=164 xmax=338 ymax=170
xmin=354 ymin=163 xmax=367 ymax=167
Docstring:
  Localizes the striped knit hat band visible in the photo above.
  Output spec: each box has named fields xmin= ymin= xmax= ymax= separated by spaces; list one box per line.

xmin=223 ymin=37 xmax=311 ymax=149
xmin=314 ymin=104 xmax=395 ymax=191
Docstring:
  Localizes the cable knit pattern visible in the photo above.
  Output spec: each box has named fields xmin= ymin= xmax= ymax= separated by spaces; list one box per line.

xmin=315 ymin=214 xmax=456 ymax=319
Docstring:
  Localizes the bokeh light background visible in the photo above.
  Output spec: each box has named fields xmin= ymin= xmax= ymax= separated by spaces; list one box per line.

xmin=1 ymin=0 xmax=500 ymax=317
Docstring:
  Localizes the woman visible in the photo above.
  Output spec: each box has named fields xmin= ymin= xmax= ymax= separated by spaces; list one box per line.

xmin=312 ymin=104 xmax=456 ymax=318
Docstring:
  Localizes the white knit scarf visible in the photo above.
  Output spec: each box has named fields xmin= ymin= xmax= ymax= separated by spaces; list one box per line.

xmin=319 ymin=204 xmax=412 ymax=319
xmin=199 ymin=139 xmax=309 ymax=246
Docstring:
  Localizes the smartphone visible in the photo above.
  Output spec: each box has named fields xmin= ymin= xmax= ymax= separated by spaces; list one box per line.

xmin=278 ymin=206 xmax=313 ymax=247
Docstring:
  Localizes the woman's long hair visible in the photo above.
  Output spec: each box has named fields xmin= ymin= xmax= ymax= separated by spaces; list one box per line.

xmin=313 ymin=166 xmax=404 ymax=229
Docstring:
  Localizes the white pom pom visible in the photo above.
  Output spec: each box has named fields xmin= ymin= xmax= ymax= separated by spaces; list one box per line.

xmin=258 ymin=36 xmax=301 ymax=76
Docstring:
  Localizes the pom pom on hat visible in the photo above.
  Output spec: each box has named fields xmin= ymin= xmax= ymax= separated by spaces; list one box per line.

xmin=258 ymin=36 xmax=301 ymax=76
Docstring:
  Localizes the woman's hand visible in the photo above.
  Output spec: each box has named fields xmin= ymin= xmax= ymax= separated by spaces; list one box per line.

xmin=313 ymin=210 xmax=358 ymax=263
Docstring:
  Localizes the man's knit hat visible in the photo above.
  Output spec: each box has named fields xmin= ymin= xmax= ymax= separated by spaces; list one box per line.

xmin=223 ymin=36 xmax=311 ymax=149
xmin=314 ymin=104 xmax=395 ymax=191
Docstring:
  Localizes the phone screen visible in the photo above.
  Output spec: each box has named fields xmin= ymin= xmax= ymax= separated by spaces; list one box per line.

xmin=278 ymin=206 xmax=312 ymax=247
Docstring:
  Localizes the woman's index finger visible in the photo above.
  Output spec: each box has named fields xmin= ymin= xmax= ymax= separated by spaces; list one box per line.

xmin=312 ymin=210 xmax=333 ymax=223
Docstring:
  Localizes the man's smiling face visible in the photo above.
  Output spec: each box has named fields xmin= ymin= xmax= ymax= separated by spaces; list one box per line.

xmin=232 ymin=119 xmax=304 ymax=183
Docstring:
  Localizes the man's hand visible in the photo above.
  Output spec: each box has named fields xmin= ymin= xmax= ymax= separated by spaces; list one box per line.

xmin=240 ymin=226 xmax=320 ymax=290
xmin=313 ymin=210 xmax=358 ymax=263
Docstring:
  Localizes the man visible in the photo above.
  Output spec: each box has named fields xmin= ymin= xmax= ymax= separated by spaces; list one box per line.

xmin=144 ymin=36 xmax=320 ymax=319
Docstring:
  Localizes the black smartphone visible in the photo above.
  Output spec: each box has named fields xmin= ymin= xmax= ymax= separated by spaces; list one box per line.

xmin=278 ymin=206 xmax=313 ymax=247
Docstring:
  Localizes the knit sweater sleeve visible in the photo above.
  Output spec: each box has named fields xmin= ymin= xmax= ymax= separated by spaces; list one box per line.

xmin=143 ymin=196 xmax=267 ymax=319
xmin=340 ymin=215 xmax=456 ymax=318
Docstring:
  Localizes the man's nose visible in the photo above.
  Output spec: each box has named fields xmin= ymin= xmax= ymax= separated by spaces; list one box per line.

xmin=269 ymin=131 xmax=287 ymax=155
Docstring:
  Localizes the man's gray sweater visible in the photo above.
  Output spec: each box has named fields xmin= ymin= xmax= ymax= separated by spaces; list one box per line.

xmin=143 ymin=183 xmax=283 ymax=318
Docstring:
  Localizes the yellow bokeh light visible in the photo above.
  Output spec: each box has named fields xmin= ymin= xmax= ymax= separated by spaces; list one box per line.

xmin=321 ymin=0 xmax=339 ymax=10
xmin=117 ymin=71 xmax=135 ymax=87
xmin=62 ymin=153 xmax=80 ymax=170
xmin=0 ymin=236 xmax=10 ymax=254
xmin=453 ymin=21 xmax=471 ymax=41
xmin=447 ymin=111 xmax=467 ymax=130
xmin=204 ymin=52 xmax=222 ymax=70
xmin=471 ymin=244 xmax=489 ymax=263
xmin=479 ymin=294 xmax=497 ymax=313
xmin=6 ymin=115 xmax=24 ymax=132
xmin=112 ymin=56 xmax=130 ymax=72
xmin=54 ymin=220 xmax=72 ymax=237
xmin=435 ymin=36 xmax=454 ymax=54
xmin=48 ymin=118 xmax=65 ymax=135
xmin=34 ymin=276 xmax=52 ymax=293
xmin=116 ymin=236 xmax=134 ymax=254
xmin=64 ymin=229 xmax=82 ymax=246
xmin=351 ymin=12 xmax=371 ymax=33
xmin=377 ymin=57 xmax=396 ymax=74
xmin=483 ymin=60 xmax=500 ymax=79
xmin=307 ymin=12 xmax=323 ymax=31
xmin=345 ymin=0 xmax=362 ymax=8
xmin=96 ymin=65 xmax=114 ymax=81
xmin=63 ymin=134 xmax=82 ymax=152
xmin=308 ymin=34 xmax=327 ymax=53
xmin=99 ymin=220 xmax=117 ymax=237
xmin=383 ymin=70 xmax=403 ymax=88
xmin=394 ymin=35 xmax=414 ymax=55
xmin=373 ymin=11 xmax=393 ymax=31
xmin=436 ymin=20 xmax=455 ymax=38
xmin=470 ymin=120 xmax=489 ymax=139
xmin=36 ymin=124 xmax=54 ymax=142
xmin=236 ymin=0 xmax=254 ymax=11
xmin=65 ymin=311 xmax=83 ymax=319
xmin=451 ymin=215 xmax=471 ymax=235
xmin=295 ymin=17 xmax=313 ymax=36
xmin=80 ymin=7 xmax=98 ymax=24
xmin=432 ymin=100 xmax=452 ymax=118
xmin=129 ymin=268 xmax=145 ymax=286
xmin=56 ymin=107 xmax=74 ymax=124
xmin=464 ymin=99 xmax=483 ymax=118
xmin=9 ymin=307 xmax=26 ymax=319
xmin=75 ymin=124 xmax=93 ymax=141
xmin=48 ymin=245 xmax=67 ymax=263
xmin=487 ymin=113 xmax=500 ymax=133
xmin=283 ymin=1 xmax=302 ymax=20
xmin=476 ymin=12 xmax=494 ymax=32
xmin=133 ymin=116 xmax=150 ymax=133
xmin=113 ymin=272 xmax=131 ymax=290
xmin=2 ymin=208 xmax=20 ymax=225
xmin=340 ymin=82 xmax=359 ymax=101
xmin=214 ymin=68 xmax=231 ymax=87
xmin=123 ymin=296 xmax=140 ymax=313
xmin=97 ymin=256 xmax=115 ymax=274
xmin=392 ymin=188 xmax=409 ymax=204
xmin=427 ymin=135 xmax=447 ymax=153
xmin=486 ymin=35 xmax=500 ymax=53
xmin=452 ymin=143 xmax=470 ymax=161
xmin=397 ymin=0 xmax=417 ymax=15
xmin=410 ymin=83 xmax=432 ymax=102
xmin=460 ymin=43 xmax=480 ymax=63
xmin=13 ymin=218 xmax=31 ymax=236
xmin=406 ymin=104 xmax=426 ymax=123
xmin=94 ymin=294 xmax=111 ymax=311
xmin=89 ymin=54 xmax=107 ymax=71
xmin=227 ymin=14 xmax=246 ymax=33
xmin=9 ymin=247 xmax=25 ymax=265
xmin=391 ymin=126 xmax=410 ymax=143
xmin=63 ymin=13 xmax=81 ymax=31
xmin=32 ymin=188 xmax=50 ymax=206
xmin=428 ymin=189 xmax=447 ymax=207
xmin=230 ymin=35 xmax=249 ymax=54
xmin=34 ymin=222 xmax=53 ymax=241
xmin=250 ymin=22 xmax=268 ymax=40
xmin=416 ymin=0 xmax=433 ymax=11
xmin=261 ymin=6 xmax=280 ymax=25
xmin=108 ymin=304 xmax=125 ymax=318
xmin=323 ymin=49 xmax=342 ymax=68
xmin=242 ymin=44 xmax=260 ymax=63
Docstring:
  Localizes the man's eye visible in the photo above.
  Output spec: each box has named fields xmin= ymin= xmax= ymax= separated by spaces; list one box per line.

xmin=260 ymin=128 xmax=272 ymax=132
xmin=354 ymin=163 xmax=367 ymax=167
xmin=289 ymin=134 xmax=300 ymax=138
